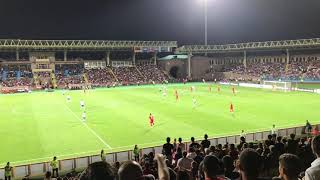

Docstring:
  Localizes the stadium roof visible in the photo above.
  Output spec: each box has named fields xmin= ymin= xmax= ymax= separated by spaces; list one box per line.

xmin=0 ymin=39 xmax=177 ymax=51
xmin=1 ymin=38 xmax=320 ymax=54
xmin=176 ymin=38 xmax=320 ymax=54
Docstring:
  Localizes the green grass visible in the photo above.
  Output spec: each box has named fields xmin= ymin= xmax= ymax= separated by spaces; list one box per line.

xmin=0 ymin=83 xmax=320 ymax=166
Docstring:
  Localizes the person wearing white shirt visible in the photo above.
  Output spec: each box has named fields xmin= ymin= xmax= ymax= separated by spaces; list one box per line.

xmin=187 ymin=148 xmax=197 ymax=159
xmin=192 ymin=86 xmax=196 ymax=92
xmin=66 ymin=95 xmax=71 ymax=102
xmin=305 ymin=135 xmax=320 ymax=180
xmin=82 ymin=111 xmax=86 ymax=122
xmin=80 ymin=100 xmax=85 ymax=110
xmin=192 ymin=97 xmax=197 ymax=109
xmin=177 ymin=152 xmax=193 ymax=171
xmin=240 ymin=130 xmax=246 ymax=139
xmin=162 ymin=86 xmax=167 ymax=97
xmin=271 ymin=124 xmax=278 ymax=136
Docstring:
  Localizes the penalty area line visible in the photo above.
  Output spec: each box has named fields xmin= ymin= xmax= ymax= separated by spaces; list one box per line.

xmin=63 ymin=103 xmax=112 ymax=149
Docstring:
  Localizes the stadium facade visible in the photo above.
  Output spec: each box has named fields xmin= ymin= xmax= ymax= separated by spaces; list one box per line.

xmin=1 ymin=38 xmax=320 ymax=89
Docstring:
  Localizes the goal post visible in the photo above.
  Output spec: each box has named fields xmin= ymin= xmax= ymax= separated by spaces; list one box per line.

xmin=262 ymin=81 xmax=292 ymax=92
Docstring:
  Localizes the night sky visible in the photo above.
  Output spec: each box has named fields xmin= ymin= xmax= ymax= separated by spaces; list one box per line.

xmin=0 ymin=0 xmax=320 ymax=45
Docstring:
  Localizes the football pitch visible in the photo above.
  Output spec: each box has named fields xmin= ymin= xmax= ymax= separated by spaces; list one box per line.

xmin=0 ymin=83 xmax=319 ymax=166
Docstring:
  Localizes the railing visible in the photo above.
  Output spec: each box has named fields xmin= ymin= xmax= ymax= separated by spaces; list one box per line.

xmin=0 ymin=124 xmax=314 ymax=179
xmin=176 ymin=38 xmax=320 ymax=53
xmin=0 ymin=39 xmax=178 ymax=50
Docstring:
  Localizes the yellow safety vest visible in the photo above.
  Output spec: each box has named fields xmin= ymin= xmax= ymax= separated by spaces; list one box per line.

xmin=50 ymin=160 xmax=58 ymax=169
xmin=5 ymin=165 xmax=12 ymax=177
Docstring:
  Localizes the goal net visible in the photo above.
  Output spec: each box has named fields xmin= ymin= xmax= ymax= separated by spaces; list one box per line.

xmin=262 ymin=81 xmax=292 ymax=92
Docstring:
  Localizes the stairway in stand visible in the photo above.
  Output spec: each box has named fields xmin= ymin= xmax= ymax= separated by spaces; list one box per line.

xmin=108 ymin=67 xmax=119 ymax=82
xmin=83 ymin=73 xmax=89 ymax=84
xmin=33 ymin=73 xmax=39 ymax=86
xmin=50 ymin=73 xmax=57 ymax=88
xmin=135 ymin=66 xmax=146 ymax=81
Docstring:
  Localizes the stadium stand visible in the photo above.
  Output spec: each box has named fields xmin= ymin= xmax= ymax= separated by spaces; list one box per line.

xmin=0 ymin=77 xmax=32 ymax=87
xmin=55 ymin=64 xmax=84 ymax=76
xmin=55 ymin=64 xmax=84 ymax=88
xmin=0 ymin=65 xmax=33 ymax=88
xmin=112 ymin=67 xmax=146 ymax=85
xmin=137 ymin=64 xmax=168 ymax=83
xmin=85 ymin=68 xmax=115 ymax=87
xmin=2 ymin=52 xmax=320 ymax=90
xmin=0 ymin=63 xmax=169 ymax=90
xmin=225 ymin=57 xmax=320 ymax=82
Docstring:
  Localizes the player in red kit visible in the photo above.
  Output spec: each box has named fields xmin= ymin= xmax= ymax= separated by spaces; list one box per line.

xmin=149 ymin=113 xmax=154 ymax=127
xmin=230 ymin=102 xmax=234 ymax=113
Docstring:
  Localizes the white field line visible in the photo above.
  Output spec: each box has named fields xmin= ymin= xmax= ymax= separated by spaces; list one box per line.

xmin=63 ymin=103 xmax=112 ymax=149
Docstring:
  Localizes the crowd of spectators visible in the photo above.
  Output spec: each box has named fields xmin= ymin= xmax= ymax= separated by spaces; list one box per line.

xmin=85 ymin=68 xmax=115 ymax=86
xmin=0 ymin=64 xmax=169 ymax=88
xmin=229 ymin=62 xmax=286 ymax=80
xmin=55 ymin=64 xmax=84 ymax=87
xmin=227 ymin=60 xmax=320 ymax=81
xmin=1 ymin=65 xmax=33 ymax=78
xmin=0 ymin=65 xmax=33 ymax=87
xmin=2 ymin=57 xmax=319 ymax=88
xmin=137 ymin=65 xmax=168 ymax=83
xmin=112 ymin=67 xmax=145 ymax=85
xmin=219 ymin=63 xmax=243 ymax=72
xmin=294 ymin=60 xmax=320 ymax=80
xmin=55 ymin=64 xmax=84 ymax=76
xmin=54 ymin=64 xmax=168 ymax=87
xmin=27 ymin=131 xmax=320 ymax=180
xmin=0 ymin=77 xmax=32 ymax=87
xmin=56 ymin=64 xmax=168 ymax=87
xmin=56 ymin=75 xmax=84 ymax=87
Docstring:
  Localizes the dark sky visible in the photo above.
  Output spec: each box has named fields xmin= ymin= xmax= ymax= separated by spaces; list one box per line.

xmin=0 ymin=0 xmax=320 ymax=45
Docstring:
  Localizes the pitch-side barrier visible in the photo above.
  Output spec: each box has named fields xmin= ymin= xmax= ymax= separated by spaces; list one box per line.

xmin=0 ymin=124 xmax=314 ymax=179
xmin=221 ymin=82 xmax=320 ymax=93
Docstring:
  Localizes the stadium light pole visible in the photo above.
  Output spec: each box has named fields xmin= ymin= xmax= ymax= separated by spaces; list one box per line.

xmin=204 ymin=0 xmax=208 ymax=46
